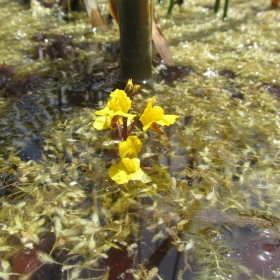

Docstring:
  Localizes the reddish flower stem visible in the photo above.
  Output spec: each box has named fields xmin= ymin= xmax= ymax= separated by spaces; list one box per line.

xmin=127 ymin=114 xmax=140 ymax=135
xmin=116 ymin=121 xmax=123 ymax=141
xmin=123 ymin=117 xmax=128 ymax=140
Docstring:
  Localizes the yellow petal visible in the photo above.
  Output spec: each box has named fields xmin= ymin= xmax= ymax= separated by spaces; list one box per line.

xmin=109 ymin=89 xmax=132 ymax=113
xmin=147 ymin=96 xmax=156 ymax=108
xmin=140 ymin=97 xmax=158 ymax=128
xmin=93 ymin=116 xmax=110 ymax=130
xmin=108 ymin=161 xmax=130 ymax=184
xmin=108 ymin=159 xmax=150 ymax=184
xmin=122 ymin=158 xmax=140 ymax=172
xmin=119 ymin=136 xmax=142 ymax=159
xmin=95 ymin=106 xmax=110 ymax=116
xmin=157 ymin=114 xmax=180 ymax=126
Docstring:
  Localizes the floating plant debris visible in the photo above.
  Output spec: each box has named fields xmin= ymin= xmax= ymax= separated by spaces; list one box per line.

xmin=1 ymin=0 xmax=280 ymax=279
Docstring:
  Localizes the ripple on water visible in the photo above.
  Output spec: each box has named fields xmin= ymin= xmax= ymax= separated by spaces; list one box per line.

xmin=228 ymin=226 xmax=280 ymax=279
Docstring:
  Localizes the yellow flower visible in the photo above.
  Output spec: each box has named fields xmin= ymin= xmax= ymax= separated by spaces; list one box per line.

xmin=119 ymin=135 xmax=142 ymax=159
xmin=108 ymin=136 xmax=150 ymax=184
xmin=93 ymin=89 xmax=136 ymax=130
xmin=139 ymin=96 xmax=180 ymax=134
xmin=108 ymin=158 xmax=149 ymax=184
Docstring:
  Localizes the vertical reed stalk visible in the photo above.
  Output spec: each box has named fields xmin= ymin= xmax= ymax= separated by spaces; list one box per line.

xmin=214 ymin=0 xmax=220 ymax=13
xmin=118 ymin=0 xmax=152 ymax=83
xmin=168 ymin=0 xmax=175 ymax=14
xmin=223 ymin=0 xmax=229 ymax=20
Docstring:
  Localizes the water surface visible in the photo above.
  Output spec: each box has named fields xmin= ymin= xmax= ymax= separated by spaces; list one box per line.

xmin=1 ymin=0 xmax=280 ymax=279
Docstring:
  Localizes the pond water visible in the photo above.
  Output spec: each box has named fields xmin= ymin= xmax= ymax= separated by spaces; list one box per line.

xmin=1 ymin=0 xmax=280 ymax=279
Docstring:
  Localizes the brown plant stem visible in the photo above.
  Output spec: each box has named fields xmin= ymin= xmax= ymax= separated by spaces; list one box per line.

xmin=123 ymin=117 xmax=128 ymax=140
xmin=116 ymin=121 xmax=123 ymax=141
xmin=127 ymin=115 xmax=141 ymax=136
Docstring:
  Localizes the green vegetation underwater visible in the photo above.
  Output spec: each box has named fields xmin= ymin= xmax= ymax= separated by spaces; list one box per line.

xmin=0 ymin=0 xmax=280 ymax=279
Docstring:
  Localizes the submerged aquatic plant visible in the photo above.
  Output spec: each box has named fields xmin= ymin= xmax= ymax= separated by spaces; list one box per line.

xmin=1 ymin=1 xmax=280 ymax=279
xmin=93 ymin=79 xmax=180 ymax=184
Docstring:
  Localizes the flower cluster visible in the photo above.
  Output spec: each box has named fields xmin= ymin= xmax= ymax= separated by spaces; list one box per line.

xmin=93 ymin=79 xmax=180 ymax=184
xmin=93 ymin=89 xmax=136 ymax=131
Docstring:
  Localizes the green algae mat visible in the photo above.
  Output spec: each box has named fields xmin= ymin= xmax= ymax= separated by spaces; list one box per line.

xmin=0 ymin=0 xmax=280 ymax=279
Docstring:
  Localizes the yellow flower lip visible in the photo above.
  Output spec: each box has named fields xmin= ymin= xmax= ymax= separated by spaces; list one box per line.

xmin=119 ymin=135 xmax=142 ymax=159
xmin=139 ymin=96 xmax=180 ymax=133
xmin=108 ymin=136 xmax=150 ymax=184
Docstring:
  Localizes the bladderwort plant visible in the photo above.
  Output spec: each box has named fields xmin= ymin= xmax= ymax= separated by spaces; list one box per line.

xmin=93 ymin=79 xmax=180 ymax=184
